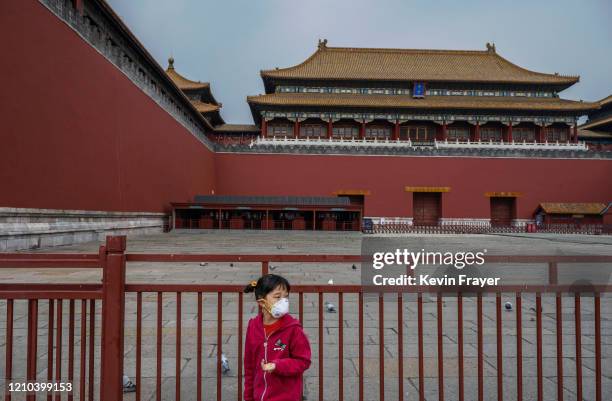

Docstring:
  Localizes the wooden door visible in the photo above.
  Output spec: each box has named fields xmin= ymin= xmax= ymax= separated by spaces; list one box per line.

xmin=413 ymin=193 xmax=441 ymax=226
xmin=490 ymin=197 xmax=515 ymax=226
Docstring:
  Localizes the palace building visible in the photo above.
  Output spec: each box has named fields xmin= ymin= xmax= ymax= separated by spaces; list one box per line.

xmin=247 ymin=40 xmax=594 ymax=146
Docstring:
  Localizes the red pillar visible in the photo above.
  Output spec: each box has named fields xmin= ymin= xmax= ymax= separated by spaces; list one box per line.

xmin=360 ymin=121 xmax=366 ymax=139
xmin=100 ymin=236 xmax=127 ymax=401
xmin=294 ymin=120 xmax=300 ymax=139
xmin=537 ymin=125 xmax=544 ymax=143
xmin=573 ymin=123 xmax=578 ymax=143
xmin=261 ymin=119 xmax=267 ymax=138
xmin=328 ymin=119 xmax=333 ymax=139
xmin=474 ymin=122 xmax=480 ymax=142
xmin=442 ymin=123 xmax=448 ymax=141
xmin=507 ymin=124 xmax=513 ymax=142
xmin=393 ymin=120 xmax=400 ymax=140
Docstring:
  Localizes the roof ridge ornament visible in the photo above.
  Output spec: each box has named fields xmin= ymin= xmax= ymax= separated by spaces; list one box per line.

xmin=486 ymin=42 xmax=496 ymax=53
xmin=318 ymin=38 xmax=328 ymax=50
xmin=168 ymin=56 xmax=175 ymax=69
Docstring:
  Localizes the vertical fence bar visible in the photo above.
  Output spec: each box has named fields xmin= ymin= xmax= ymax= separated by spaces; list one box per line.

xmin=457 ymin=293 xmax=464 ymax=401
xmin=5 ymin=300 xmax=14 ymax=401
xmin=217 ymin=292 xmax=223 ymax=401
xmin=47 ymin=299 xmax=55 ymax=401
xmin=437 ymin=293 xmax=444 ymax=401
xmin=88 ymin=300 xmax=95 ymax=401
xmin=197 ymin=293 xmax=203 ymax=401
xmin=555 ymin=294 xmax=563 ymax=401
xmin=176 ymin=292 xmax=182 ymax=401
xmin=261 ymin=261 xmax=269 ymax=275
xmin=136 ymin=292 xmax=142 ymax=401
xmin=418 ymin=292 xmax=424 ymax=401
xmin=536 ymin=293 xmax=543 ymax=401
xmin=55 ymin=300 xmax=63 ymax=401
xmin=398 ymin=293 xmax=404 ymax=401
xmin=79 ymin=300 xmax=86 ymax=401
xmin=358 ymin=291 xmax=364 ymax=401
xmin=477 ymin=294 xmax=483 ymax=401
xmin=299 ymin=292 xmax=304 ymax=324
xmin=574 ymin=294 xmax=582 ymax=401
xmin=379 ymin=293 xmax=385 ymax=401
xmin=338 ymin=292 xmax=344 ymax=401
xmin=27 ymin=299 xmax=38 ymax=401
xmin=318 ymin=291 xmax=324 ymax=401
xmin=516 ymin=293 xmax=523 ymax=401
xmin=100 ymin=236 xmax=127 ymax=401
xmin=496 ymin=293 xmax=503 ymax=401
xmin=238 ymin=292 xmax=243 ymax=401
xmin=68 ymin=300 xmax=75 ymax=401
xmin=156 ymin=292 xmax=163 ymax=401
xmin=594 ymin=294 xmax=601 ymax=401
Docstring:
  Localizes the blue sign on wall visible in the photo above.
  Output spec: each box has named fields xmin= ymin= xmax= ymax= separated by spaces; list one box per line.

xmin=413 ymin=82 xmax=425 ymax=98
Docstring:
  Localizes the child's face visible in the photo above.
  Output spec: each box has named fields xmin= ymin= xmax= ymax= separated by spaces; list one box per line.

xmin=258 ymin=285 xmax=289 ymax=312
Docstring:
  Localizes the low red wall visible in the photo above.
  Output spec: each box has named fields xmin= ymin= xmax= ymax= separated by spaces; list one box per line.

xmin=0 ymin=1 xmax=215 ymax=213
xmin=215 ymin=153 xmax=612 ymax=219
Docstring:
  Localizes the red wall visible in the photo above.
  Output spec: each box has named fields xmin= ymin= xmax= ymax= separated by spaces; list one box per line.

xmin=0 ymin=1 xmax=215 ymax=213
xmin=215 ymin=153 xmax=612 ymax=219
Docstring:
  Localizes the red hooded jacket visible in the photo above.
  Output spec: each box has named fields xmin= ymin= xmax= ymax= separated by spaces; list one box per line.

xmin=244 ymin=313 xmax=311 ymax=401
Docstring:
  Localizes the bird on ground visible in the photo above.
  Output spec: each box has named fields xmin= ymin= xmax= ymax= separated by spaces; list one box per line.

xmin=221 ymin=353 xmax=230 ymax=374
xmin=324 ymin=301 xmax=336 ymax=313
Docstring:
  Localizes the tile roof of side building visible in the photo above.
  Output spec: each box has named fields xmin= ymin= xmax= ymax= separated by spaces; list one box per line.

xmin=261 ymin=41 xmax=579 ymax=87
xmin=165 ymin=57 xmax=211 ymax=90
xmin=164 ymin=57 xmax=224 ymax=125
xmin=578 ymin=94 xmax=612 ymax=131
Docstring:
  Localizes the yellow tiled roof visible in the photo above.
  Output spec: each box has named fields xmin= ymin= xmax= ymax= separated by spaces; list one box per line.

xmin=539 ymin=203 xmax=607 ymax=215
xmin=165 ymin=58 xmax=210 ymax=90
xmin=598 ymin=95 xmax=612 ymax=106
xmin=247 ymin=93 xmax=597 ymax=112
xmin=261 ymin=43 xmax=579 ymax=85
xmin=191 ymin=100 xmax=220 ymax=113
xmin=579 ymin=115 xmax=612 ymax=131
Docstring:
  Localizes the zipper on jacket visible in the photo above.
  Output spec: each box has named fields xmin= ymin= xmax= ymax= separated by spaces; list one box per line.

xmin=260 ymin=328 xmax=270 ymax=401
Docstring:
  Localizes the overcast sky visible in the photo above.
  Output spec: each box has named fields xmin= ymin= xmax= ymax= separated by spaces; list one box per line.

xmin=108 ymin=0 xmax=612 ymax=124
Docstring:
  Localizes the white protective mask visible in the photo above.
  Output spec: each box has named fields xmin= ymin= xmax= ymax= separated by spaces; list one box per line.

xmin=269 ymin=297 xmax=289 ymax=318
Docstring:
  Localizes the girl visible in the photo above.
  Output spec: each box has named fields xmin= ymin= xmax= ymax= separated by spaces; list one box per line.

xmin=243 ymin=274 xmax=311 ymax=401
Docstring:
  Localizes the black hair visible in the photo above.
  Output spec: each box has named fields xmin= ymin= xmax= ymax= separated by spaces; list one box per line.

xmin=244 ymin=274 xmax=291 ymax=299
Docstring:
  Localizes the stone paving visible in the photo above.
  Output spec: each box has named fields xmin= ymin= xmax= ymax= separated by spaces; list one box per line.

xmin=0 ymin=230 xmax=611 ymax=400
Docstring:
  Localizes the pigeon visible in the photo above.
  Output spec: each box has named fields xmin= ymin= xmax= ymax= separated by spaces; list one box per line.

xmin=199 ymin=262 xmax=208 ymax=267
xmin=327 ymin=279 xmax=334 ymax=285
xmin=221 ymin=353 xmax=230 ymax=374
xmin=352 ymin=264 xmax=357 ymax=270
xmin=122 ymin=375 xmax=136 ymax=393
xmin=505 ymin=302 xmax=513 ymax=311
xmin=269 ymin=265 xmax=277 ymax=271
xmin=324 ymin=301 xmax=336 ymax=313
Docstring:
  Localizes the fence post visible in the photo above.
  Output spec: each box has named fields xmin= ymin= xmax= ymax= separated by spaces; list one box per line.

xmin=100 ymin=235 xmax=127 ymax=401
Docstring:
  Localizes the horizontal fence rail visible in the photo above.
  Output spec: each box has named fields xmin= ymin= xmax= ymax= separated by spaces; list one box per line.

xmin=0 ymin=236 xmax=610 ymax=401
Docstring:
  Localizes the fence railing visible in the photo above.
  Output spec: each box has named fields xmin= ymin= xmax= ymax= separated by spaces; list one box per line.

xmin=365 ymin=222 xmax=612 ymax=235
xmin=1 ymin=236 xmax=609 ymax=401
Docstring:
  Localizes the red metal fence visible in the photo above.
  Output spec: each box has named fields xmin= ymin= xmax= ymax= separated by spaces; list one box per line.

xmin=1 ymin=236 xmax=609 ymax=401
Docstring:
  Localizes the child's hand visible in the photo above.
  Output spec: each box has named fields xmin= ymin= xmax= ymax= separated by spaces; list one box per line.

xmin=261 ymin=360 xmax=276 ymax=372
